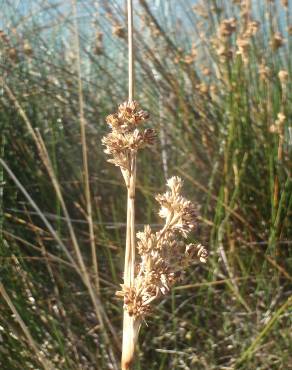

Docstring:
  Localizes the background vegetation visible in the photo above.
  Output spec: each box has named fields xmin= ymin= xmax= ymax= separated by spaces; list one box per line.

xmin=0 ymin=0 xmax=291 ymax=369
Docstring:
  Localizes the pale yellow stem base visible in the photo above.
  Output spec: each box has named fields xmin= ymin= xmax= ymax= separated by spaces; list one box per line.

xmin=121 ymin=312 xmax=141 ymax=370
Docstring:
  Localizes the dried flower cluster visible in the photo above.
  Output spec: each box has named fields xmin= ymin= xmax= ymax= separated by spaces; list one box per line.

xmin=259 ymin=61 xmax=271 ymax=82
xmin=93 ymin=31 xmax=103 ymax=55
xmin=102 ymin=101 xmax=156 ymax=183
xmin=219 ymin=18 xmax=237 ymax=38
xmin=270 ymin=112 xmax=286 ymax=134
xmin=212 ymin=13 xmax=262 ymax=65
xmin=116 ymin=177 xmax=208 ymax=319
xmin=278 ymin=70 xmax=289 ymax=88
xmin=112 ymin=24 xmax=126 ymax=39
xmin=172 ymin=43 xmax=197 ymax=65
xmin=270 ymin=32 xmax=284 ymax=51
xmin=213 ymin=18 xmax=237 ymax=62
xmin=140 ymin=14 xmax=160 ymax=38
xmin=236 ymin=20 xmax=260 ymax=64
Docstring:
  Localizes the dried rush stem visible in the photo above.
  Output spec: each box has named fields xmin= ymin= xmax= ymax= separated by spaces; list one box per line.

xmin=123 ymin=1 xmax=138 ymax=367
xmin=122 ymin=151 xmax=137 ymax=370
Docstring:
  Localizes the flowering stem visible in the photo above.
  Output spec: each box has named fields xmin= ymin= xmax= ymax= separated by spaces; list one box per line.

xmin=121 ymin=1 xmax=139 ymax=368
xmin=122 ymin=151 xmax=138 ymax=370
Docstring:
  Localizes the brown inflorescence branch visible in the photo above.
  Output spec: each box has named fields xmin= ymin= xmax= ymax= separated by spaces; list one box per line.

xmin=116 ymin=176 xmax=208 ymax=319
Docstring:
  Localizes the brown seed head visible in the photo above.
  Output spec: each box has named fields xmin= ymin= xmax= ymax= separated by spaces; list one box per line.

xmin=259 ymin=62 xmax=271 ymax=82
xmin=278 ymin=70 xmax=289 ymax=86
xmin=236 ymin=36 xmax=250 ymax=64
xmin=270 ymin=32 xmax=284 ymax=51
xmin=219 ymin=18 xmax=237 ymax=38
xmin=103 ymin=102 xmax=154 ymax=174
xmin=245 ymin=20 xmax=260 ymax=37
xmin=112 ymin=24 xmax=126 ymax=39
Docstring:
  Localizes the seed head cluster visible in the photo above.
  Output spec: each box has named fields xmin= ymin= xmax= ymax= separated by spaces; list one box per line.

xmin=213 ymin=13 xmax=261 ymax=65
xmin=102 ymin=101 xmax=156 ymax=179
xmin=116 ymin=176 xmax=208 ymax=319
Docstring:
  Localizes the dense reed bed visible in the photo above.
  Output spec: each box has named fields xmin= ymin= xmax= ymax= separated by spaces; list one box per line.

xmin=0 ymin=1 xmax=291 ymax=369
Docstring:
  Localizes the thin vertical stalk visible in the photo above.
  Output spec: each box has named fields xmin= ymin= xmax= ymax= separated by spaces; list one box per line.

xmin=122 ymin=155 xmax=139 ymax=370
xmin=122 ymin=1 xmax=139 ymax=369
xmin=156 ymin=75 xmax=169 ymax=180
xmin=0 ymin=132 xmax=4 ymax=243
xmin=71 ymin=0 xmax=100 ymax=293
xmin=128 ymin=0 xmax=134 ymax=102
xmin=124 ymin=0 xmax=136 ymax=289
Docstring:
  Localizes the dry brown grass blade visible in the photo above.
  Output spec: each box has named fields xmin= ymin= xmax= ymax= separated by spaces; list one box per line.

xmin=71 ymin=0 xmax=100 ymax=294
xmin=266 ymin=255 xmax=292 ymax=281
